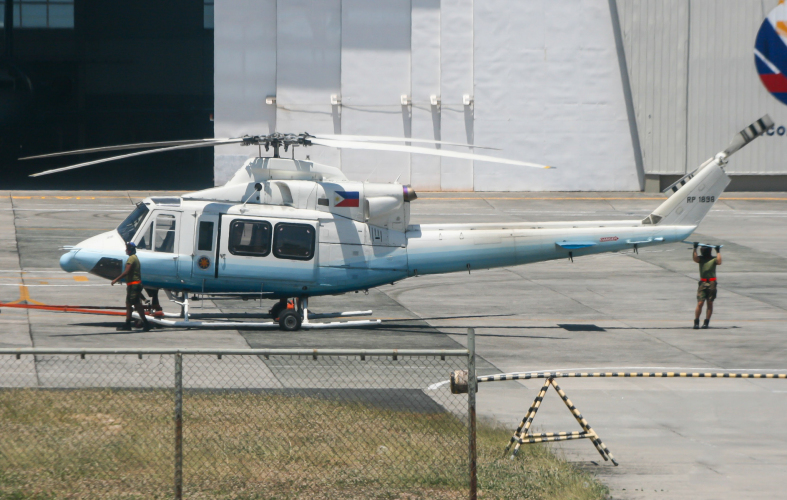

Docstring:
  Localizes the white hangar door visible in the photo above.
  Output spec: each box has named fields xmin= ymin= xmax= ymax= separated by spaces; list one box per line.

xmin=340 ymin=0 xmax=412 ymax=184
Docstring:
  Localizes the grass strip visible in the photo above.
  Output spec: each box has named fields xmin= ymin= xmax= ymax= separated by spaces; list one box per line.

xmin=0 ymin=388 xmax=607 ymax=499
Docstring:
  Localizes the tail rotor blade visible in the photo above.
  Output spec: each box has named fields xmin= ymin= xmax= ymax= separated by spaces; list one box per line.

xmin=308 ymin=138 xmax=552 ymax=169
xmin=722 ymin=114 xmax=774 ymax=157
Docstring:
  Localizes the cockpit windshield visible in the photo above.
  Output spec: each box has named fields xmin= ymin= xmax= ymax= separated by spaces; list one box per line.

xmin=117 ymin=203 xmax=150 ymax=242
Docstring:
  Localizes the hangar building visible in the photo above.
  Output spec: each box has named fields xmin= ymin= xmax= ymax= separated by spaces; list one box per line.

xmin=3 ymin=1 xmax=786 ymax=191
xmin=214 ymin=0 xmax=787 ymax=192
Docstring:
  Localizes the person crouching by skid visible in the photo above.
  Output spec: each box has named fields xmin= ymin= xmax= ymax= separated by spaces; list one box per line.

xmin=111 ymin=242 xmax=152 ymax=332
xmin=693 ymin=243 xmax=722 ymax=329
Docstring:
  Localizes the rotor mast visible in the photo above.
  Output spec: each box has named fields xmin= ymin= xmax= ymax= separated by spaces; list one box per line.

xmin=242 ymin=133 xmax=310 ymax=159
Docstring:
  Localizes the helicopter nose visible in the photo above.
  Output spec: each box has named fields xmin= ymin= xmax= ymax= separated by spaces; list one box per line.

xmin=59 ymin=249 xmax=99 ymax=273
xmin=59 ymin=249 xmax=82 ymax=272
xmin=59 ymin=230 xmax=125 ymax=274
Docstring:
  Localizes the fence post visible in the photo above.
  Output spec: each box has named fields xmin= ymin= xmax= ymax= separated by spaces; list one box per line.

xmin=468 ymin=328 xmax=477 ymax=500
xmin=174 ymin=353 xmax=183 ymax=500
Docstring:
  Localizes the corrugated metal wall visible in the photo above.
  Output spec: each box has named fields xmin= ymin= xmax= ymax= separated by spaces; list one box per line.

xmin=617 ymin=0 xmax=786 ymax=176
xmin=616 ymin=0 xmax=689 ymax=175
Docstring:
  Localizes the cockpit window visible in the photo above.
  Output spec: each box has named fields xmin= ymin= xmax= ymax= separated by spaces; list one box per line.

xmin=117 ymin=203 xmax=150 ymax=242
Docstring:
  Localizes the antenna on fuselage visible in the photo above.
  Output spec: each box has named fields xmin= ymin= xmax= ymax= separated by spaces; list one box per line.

xmin=240 ymin=182 xmax=263 ymax=211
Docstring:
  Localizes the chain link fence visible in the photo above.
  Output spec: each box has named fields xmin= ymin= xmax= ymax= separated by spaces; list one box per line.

xmin=0 ymin=348 xmax=472 ymax=499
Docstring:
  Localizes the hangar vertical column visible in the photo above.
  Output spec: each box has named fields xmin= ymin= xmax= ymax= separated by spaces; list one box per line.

xmin=276 ymin=0 xmax=342 ymax=168
xmin=615 ymin=0 xmax=690 ymax=186
xmin=410 ymin=0 xmax=442 ymax=191
xmin=440 ymin=0 xmax=475 ymax=191
xmin=340 ymin=0 xmax=412 ymax=184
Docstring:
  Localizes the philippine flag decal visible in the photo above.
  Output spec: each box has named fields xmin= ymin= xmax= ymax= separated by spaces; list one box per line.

xmin=334 ymin=191 xmax=360 ymax=207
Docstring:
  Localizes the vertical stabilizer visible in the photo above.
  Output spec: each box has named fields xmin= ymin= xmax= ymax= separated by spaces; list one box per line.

xmin=643 ymin=115 xmax=773 ymax=227
xmin=645 ymin=162 xmax=730 ymax=226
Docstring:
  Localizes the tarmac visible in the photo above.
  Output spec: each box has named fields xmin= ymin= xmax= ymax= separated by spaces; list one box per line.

xmin=2 ymin=189 xmax=787 ymax=499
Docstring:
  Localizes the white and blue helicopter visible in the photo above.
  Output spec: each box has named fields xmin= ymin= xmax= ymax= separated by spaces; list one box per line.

xmin=23 ymin=116 xmax=773 ymax=331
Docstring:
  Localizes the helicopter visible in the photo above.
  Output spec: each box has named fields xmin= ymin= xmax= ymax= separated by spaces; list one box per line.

xmin=19 ymin=115 xmax=773 ymax=331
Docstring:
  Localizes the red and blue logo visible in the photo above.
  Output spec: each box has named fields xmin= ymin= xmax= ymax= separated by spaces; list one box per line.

xmin=333 ymin=191 xmax=360 ymax=208
xmin=755 ymin=1 xmax=787 ymax=105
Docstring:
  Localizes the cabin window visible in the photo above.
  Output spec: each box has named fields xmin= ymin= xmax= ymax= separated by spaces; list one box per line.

xmin=137 ymin=222 xmax=153 ymax=250
xmin=273 ymin=223 xmax=315 ymax=261
xmin=229 ymin=220 xmax=271 ymax=257
xmin=117 ymin=203 xmax=149 ymax=243
xmin=198 ymin=221 xmax=214 ymax=251
xmin=154 ymin=214 xmax=177 ymax=253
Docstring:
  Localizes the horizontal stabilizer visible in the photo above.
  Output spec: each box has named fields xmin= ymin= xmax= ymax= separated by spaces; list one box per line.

xmin=683 ymin=241 xmax=723 ymax=250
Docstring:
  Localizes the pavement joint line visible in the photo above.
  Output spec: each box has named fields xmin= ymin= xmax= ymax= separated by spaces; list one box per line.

xmin=632 ymin=235 xmax=787 ymax=314
xmin=16 ymin=227 xmax=116 ymax=231
xmin=8 ymin=195 xmax=40 ymax=384
xmin=0 ymin=284 xmax=106 ymax=287
xmin=504 ymin=265 xmax=719 ymax=366
xmin=8 ymin=195 xmax=787 ymax=201
xmin=417 ymin=197 xmax=787 ymax=201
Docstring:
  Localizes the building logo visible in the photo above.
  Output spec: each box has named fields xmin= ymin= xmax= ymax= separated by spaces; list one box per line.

xmin=755 ymin=1 xmax=787 ymax=105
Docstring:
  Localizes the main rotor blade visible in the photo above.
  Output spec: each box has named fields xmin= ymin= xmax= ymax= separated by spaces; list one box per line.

xmin=20 ymin=138 xmax=231 ymax=161
xmin=723 ymin=114 xmax=774 ymax=157
xmin=310 ymin=134 xmax=498 ymax=150
xmin=29 ymin=138 xmax=244 ymax=177
xmin=308 ymin=138 xmax=553 ymax=169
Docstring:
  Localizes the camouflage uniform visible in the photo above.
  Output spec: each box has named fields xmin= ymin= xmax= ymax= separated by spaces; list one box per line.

xmin=125 ymin=254 xmax=143 ymax=305
xmin=696 ymin=255 xmax=717 ymax=302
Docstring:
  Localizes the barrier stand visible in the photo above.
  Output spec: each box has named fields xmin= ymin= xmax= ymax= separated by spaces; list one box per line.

xmin=549 ymin=380 xmax=617 ymax=465
xmin=473 ymin=369 xmax=787 ymax=466
xmin=504 ymin=378 xmax=550 ymax=457
xmin=503 ymin=377 xmax=617 ymax=465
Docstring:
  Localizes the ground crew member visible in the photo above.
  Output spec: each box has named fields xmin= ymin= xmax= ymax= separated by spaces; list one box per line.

xmin=693 ymin=243 xmax=722 ymax=329
xmin=111 ymin=242 xmax=152 ymax=331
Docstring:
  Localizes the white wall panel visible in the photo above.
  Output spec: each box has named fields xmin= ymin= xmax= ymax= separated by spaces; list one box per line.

xmin=616 ymin=0 xmax=689 ymax=175
xmin=439 ymin=0 xmax=474 ymax=191
xmin=214 ymin=0 xmax=277 ymax=185
xmin=686 ymin=0 xmax=784 ymax=175
xmin=340 ymin=0 xmax=411 ymax=183
xmin=410 ymin=0 xmax=442 ymax=191
xmin=276 ymin=0 xmax=342 ymax=168
xmin=473 ymin=0 xmax=639 ymax=191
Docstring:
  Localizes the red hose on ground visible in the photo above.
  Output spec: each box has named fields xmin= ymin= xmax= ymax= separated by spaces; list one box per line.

xmin=0 ymin=303 xmax=130 ymax=316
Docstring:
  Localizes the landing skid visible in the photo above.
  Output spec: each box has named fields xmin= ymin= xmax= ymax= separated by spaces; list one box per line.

xmin=133 ymin=292 xmax=381 ymax=330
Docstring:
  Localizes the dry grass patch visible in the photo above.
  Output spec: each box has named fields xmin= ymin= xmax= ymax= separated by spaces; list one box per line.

xmin=0 ymin=389 xmax=607 ymax=499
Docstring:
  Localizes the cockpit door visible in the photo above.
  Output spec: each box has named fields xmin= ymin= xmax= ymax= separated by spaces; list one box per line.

xmin=192 ymin=213 xmax=220 ymax=281
xmin=138 ymin=210 xmax=182 ymax=285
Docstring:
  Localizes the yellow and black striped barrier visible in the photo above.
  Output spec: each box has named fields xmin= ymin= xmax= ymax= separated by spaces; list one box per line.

xmin=454 ymin=368 xmax=787 ymax=465
xmin=517 ymin=431 xmax=591 ymax=444
xmin=479 ymin=371 xmax=787 ymax=382
xmin=499 ymin=377 xmax=618 ymax=465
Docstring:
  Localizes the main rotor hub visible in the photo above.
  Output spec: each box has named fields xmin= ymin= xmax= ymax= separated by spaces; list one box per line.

xmin=240 ymin=133 xmax=314 ymax=158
